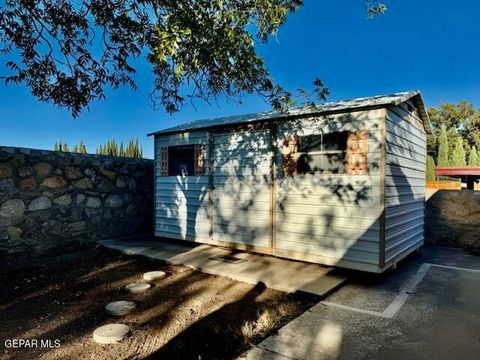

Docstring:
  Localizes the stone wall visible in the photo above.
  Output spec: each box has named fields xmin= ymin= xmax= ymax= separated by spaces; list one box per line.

xmin=0 ymin=146 xmax=154 ymax=257
xmin=426 ymin=189 xmax=480 ymax=249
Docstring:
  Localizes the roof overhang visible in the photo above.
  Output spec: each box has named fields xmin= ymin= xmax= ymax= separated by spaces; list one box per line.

xmin=435 ymin=167 xmax=480 ymax=177
xmin=407 ymin=92 xmax=433 ymax=135
xmin=147 ymin=90 xmax=432 ymax=136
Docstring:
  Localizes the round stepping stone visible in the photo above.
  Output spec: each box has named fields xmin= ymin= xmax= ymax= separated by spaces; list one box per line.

xmin=105 ymin=301 xmax=136 ymax=316
xmin=143 ymin=271 xmax=166 ymax=281
xmin=93 ymin=323 xmax=129 ymax=344
xmin=125 ymin=282 xmax=151 ymax=294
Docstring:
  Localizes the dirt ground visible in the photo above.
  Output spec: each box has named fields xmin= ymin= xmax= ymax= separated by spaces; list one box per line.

xmin=0 ymin=247 xmax=319 ymax=360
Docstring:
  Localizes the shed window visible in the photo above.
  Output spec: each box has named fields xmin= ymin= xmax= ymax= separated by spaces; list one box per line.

xmin=159 ymin=144 xmax=205 ymax=176
xmin=282 ymin=131 xmax=368 ymax=176
xmin=297 ymin=132 xmax=349 ymax=174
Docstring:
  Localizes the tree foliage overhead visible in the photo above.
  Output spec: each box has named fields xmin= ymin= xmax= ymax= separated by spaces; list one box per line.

xmin=0 ymin=0 xmax=386 ymax=117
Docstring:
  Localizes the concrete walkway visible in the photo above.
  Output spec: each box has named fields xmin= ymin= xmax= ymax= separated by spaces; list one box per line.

xmin=240 ymin=246 xmax=480 ymax=360
xmin=99 ymin=237 xmax=347 ymax=296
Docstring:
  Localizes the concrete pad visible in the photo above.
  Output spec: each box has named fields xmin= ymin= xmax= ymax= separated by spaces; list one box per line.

xmin=241 ymin=248 xmax=480 ymax=360
xmin=125 ymin=282 xmax=151 ymax=294
xmin=99 ymin=238 xmax=347 ymax=296
xmin=105 ymin=301 xmax=136 ymax=316
xmin=143 ymin=271 xmax=167 ymax=281
xmin=93 ymin=324 xmax=129 ymax=344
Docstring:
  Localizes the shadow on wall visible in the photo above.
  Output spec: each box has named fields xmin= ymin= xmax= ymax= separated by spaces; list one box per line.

xmin=165 ymin=109 xmax=420 ymax=271
xmin=426 ymin=189 xmax=480 ymax=249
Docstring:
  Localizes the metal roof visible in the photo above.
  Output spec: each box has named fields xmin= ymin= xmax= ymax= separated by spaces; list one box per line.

xmin=435 ymin=167 xmax=480 ymax=177
xmin=148 ymin=90 xmax=432 ymax=136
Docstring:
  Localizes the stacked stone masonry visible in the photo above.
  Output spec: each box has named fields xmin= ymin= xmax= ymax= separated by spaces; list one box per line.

xmin=425 ymin=189 xmax=480 ymax=249
xmin=0 ymin=146 xmax=154 ymax=257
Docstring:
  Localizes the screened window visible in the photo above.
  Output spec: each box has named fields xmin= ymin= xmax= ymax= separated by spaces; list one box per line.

xmin=297 ymin=132 xmax=349 ymax=174
xmin=159 ymin=144 xmax=205 ymax=176
xmin=282 ymin=131 xmax=368 ymax=176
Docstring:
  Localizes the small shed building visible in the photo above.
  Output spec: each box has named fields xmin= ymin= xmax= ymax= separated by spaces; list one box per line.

xmin=148 ymin=91 xmax=431 ymax=273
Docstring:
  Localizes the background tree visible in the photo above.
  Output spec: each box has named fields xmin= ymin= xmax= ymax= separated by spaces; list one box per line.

xmin=119 ymin=142 xmax=125 ymax=157
xmin=95 ymin=138 xmax=143 ymax=158
xmin=468 ymin=146 xmax=480 ymax=166
xmin=55 ymin=140 xmax=88 ymax=153
xmin=0 ymin=1 xmax=385 ymax=117
xmin=79 ymin=141 xmax=87 ymax=154
xmin=437 ymin=126 xmax=450 ymax=167
xmin=426 ymin=155 xmax=436 ymax=181
xmin=427 ymin=101 xmax=480 ymax=159
xmin=450 ymin=137 xmax=466 ymax=166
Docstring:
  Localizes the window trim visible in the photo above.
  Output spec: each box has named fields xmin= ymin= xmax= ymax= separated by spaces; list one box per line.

xmin=159 ymin=144 xmax=205 ymax=177
xmin=282 ymin=130 xmax=368 ymax=177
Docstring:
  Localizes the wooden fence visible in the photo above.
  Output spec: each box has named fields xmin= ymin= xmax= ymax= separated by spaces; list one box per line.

xmin=425 ymin=181 xmax=462 ymax=190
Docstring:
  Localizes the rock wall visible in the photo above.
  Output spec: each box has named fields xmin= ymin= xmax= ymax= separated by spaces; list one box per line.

xmin=426 ymin=189 xmax=480 ymax=249
xmin=0 ymin=146 xmax=154 ymax=257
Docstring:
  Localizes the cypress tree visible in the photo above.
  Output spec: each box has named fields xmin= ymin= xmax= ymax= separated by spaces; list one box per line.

xmin=54 ymin=142 xmax=58 ymax=151
xmin=426 ymin=156 xmax=436 ymax=181
xmin=133 ymin=139 xmax=138 ymax=157
xmin=79 ymin=141 xmax=87 ymax=154
xmin=72 ymin=145 xmax=79 ymax=153
xmin=437 ymin=126 xmax=449 ymax=166
xmin=126 ymin=140 xmax=131 ymax=157
xmin=468 ymin=146 xmax=480 ymax=166
xmin=119 ymin=142 xmax=124 ymax=157
xmin=62 ymin=143 xmax=69 ymax=152
xmin=58 ymin=141 xmax=63 ymax=152
xmin=450 ymin=137 xmax=466 ymax=166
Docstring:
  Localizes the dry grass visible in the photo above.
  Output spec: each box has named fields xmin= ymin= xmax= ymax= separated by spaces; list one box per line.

xmin=241 ymin=297 xmax=302 ymax=341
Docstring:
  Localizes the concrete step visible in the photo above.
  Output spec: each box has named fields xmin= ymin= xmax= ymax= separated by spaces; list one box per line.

xmin=99 ymin=237 xmax=347 ymax=297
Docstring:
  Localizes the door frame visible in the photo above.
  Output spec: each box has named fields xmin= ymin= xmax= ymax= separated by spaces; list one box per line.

xmin=207 ymin=124 xmax=277 ymax=252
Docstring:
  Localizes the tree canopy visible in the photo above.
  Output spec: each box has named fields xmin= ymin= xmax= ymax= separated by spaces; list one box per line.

xmin=428 ymin=101 xmax=480 ymax=167
xmin=0 ymin=0 xmax=386 ymax=117
xmin=428 ymin=102 xmax=480 ymax=156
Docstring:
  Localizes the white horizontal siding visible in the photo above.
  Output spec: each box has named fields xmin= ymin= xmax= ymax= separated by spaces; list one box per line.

xmin=384 ymin=107 xmax=426 ymax=264
xmin=154 ymin=132 xmax=211 ymax=242
xmin=274 ymin=110 xmax=383 ymax=267
xmin=153 ymin=108 xmax=436 ymax=272
xmin=212 ymin=128 xmax=272 ymax=247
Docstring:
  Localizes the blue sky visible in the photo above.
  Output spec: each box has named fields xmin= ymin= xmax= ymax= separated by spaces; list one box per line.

xmin=1 ymin=0 xmax=479 ymax=159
